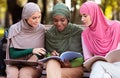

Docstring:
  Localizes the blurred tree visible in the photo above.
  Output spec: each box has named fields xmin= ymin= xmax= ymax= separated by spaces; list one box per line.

xmin=0 ymin=0 xmax=6 ymax=8
xmin=71 ymin=0 xmax=87 ymax=23
xmin=71 ymin=0 xmax=77 ymax=23
xmin=41 ymin=0 xmax=47 ymax=24
xmin=5 ymin=0 xmax=23 ymax=28
xmin=4 ymin=0 xmax=120 ymax=28
xmin=101 ymin=0 xmax=120 ymax=20
xmin=7 ymin=0 xmax=22 ymax=23
xmin=0 ymin=0 xmax=7 ymax=25
xmin=28 ymin=0 xmax=37 ymax=3
xmin=5 ymin=0 xmax=37 ymax=28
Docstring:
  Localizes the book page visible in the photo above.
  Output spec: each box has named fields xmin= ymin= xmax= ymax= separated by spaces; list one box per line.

xmin=84 ymin=49 xmax=120 ymax=71
xmin=38 ymin=56 xmax=61 ymax=62
xmin=105 ymin=49 xmax=120 ymax=63
xmin=38 ymin=56 xmax=64 ymax=67
xmin=84 ymin=56 xmax=107 ymax=71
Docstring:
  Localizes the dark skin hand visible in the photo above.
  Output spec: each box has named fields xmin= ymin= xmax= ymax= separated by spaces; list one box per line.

xmin=51 ymin=50 xmax=59 ymax=56
xmin=51 ymin=50 xmax=72 ymax=68
xmin=63 ymin=59 xmax=72 ymax=68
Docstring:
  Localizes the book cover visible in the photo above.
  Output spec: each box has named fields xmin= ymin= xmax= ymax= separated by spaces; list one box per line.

xmin=4 ymin=59 xmax=39 ymax=66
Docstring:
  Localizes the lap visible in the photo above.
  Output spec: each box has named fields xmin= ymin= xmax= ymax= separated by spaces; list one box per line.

xmin=62 ymin=66 xmax=83 ymax=78
xmin=46 ymin=59 xmax=84 ymax=78
xmin=91 ymin=61 xmax=120 ymax=78
xmin=19 ymin=66 xmax=42 ymax=78
xmin=6 ymin=65 xmax=42 ymax=78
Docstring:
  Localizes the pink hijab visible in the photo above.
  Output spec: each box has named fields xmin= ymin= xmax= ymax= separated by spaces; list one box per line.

xmin=80 ymin=1 xmax=120 ymax=56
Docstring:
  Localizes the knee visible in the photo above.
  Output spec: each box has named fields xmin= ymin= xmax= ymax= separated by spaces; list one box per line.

xmin=19 ymin=67 xmax=41 ymax=78
xmin=92 ymin=61 xmax=106 ymax=68
xmin=46 ymin=59 xmax=61 ymax=72
xmin=19 ymin=67 xmax=34 ymax=75
xmin=6 ymin=66 xmax=19 ymax=78
xmin=103 ymin=73 xmax=112 ymax=78
xmin=47 ymin=59 xmax=59 ymax=63
xmin=46 ymin=59 xmax=60 ymax=67
xmin=19 ymin=67 xmax=29 ymax=76
xmin=61 ymin=67 xmax=83 ymax=78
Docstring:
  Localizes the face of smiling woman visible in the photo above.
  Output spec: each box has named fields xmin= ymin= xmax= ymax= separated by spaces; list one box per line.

xmin=53 ymin=15 xmax=68 ymax=31
xmin=27 ymin=11 xmax=41 ymax=28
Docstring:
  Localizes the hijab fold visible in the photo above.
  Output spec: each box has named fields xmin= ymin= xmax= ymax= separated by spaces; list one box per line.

xmin=46 ymin=23 xmax=82 ymax=53
xmin=46 ymin=3 xmax=83 ymax=54
xmin=80 ymin=1 xmax=120 ymax=56
xmin=8 ymin=2 xmax=45 ymax=49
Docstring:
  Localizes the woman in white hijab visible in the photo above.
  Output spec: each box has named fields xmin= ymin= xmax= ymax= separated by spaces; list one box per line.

xmin=6 ymin=2 xmax=46 ymax=78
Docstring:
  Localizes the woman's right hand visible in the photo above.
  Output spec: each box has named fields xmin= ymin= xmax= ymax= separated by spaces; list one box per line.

xmin=33 ymin=48 xmax=46 ymax=56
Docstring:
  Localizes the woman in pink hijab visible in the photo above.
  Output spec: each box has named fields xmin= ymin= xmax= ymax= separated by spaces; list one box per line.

xmin=80 ymin=1 xmax=120 ymax=78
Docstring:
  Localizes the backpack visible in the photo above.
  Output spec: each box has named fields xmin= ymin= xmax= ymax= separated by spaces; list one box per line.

xmin=0 ymin=29 xmax=8 ymax=76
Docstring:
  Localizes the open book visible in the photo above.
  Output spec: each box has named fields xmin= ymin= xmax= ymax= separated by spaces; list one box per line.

xmin=38 ymin=56 xmax=65 ymax=67
xmin=4 ymin=51 xmax=83 ymax=67
xmin=84 ymin=49 xmax=120 ymax=71
xmin=39 ymin=51 xmax=83 ymax=67
xmin=4 ymin=56 xmax=63 ymax=67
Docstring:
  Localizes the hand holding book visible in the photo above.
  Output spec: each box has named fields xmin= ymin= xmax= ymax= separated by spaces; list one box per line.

xmin=83 ymin=49 xmax=120 ymax=71
xmin=4 ymin=51 xmax=84 ymax=68
xmin=38 ymin=51 xmax=83 ymax=67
